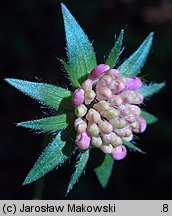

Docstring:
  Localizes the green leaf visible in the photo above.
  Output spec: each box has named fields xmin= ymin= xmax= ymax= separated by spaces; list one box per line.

xmin=141 ymin=111 xmax=158 ymax=124
xmin=61 ymin=4 xmax=97 ymax=84
xmin=67 ymin=149 xmax=89 ymax=195
xmin=138 ymin=82 xmax=165 ymax=97
xmin=105 ymin=29 xmax=124 ymax=68
xmin=17 ymin=114 xmax=69 ymax=133
xmin=23 ymin=132 xmax=68 ymax=185
xmin=118 ymin=32 xmax=154 ymax=77
xmin=59 ymin=59 xmax=80 ymax=88
xmin=5 ymin=79 xmax=72 ymax=110
xmin=94 ymin=154 xmax=114 ymax=188
xmin=124 ymin=142 xmax=146 ymax=154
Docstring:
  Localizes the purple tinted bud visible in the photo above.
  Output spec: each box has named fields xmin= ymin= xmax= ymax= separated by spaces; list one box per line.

xmin=137 ymin=116 xmax=147 ymax=133
xmin=72 ymin=88 xmax=85 ymax=107
xmin=125 ymin=77 xmax=142 ymax=91
xmin=76 ymin=131 xmax=91 ymax=150
xmin=82 ymin=79 xmax=93 ymax=91
xmin=111 ymin=145 xmax=127 ymax=160
xmin=101 ymin=144 xmax=113 ymax=154
xmin=106 ymin=69 xmax=120 ymax=78
xmin=89 ymin=64 xmax=110 ymax=81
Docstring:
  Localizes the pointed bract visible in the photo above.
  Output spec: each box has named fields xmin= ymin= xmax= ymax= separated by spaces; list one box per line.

xmin=119 ymin=32 xmax=154 ymax=77
xmin=138 ymin=82 xmax=165 ymax=97
xmin=94 ymin=154 xmax=114 ymax=188
xmin=105 ymin=29 xmax=124 ymax=68
xmin=23 ymin=132 xmax=68 ymax=185
xmin=5 ymin=79 xmax=72 ymax=111
xmin=141 ymin=111 xmax=158 ymax=124
xmin=17 ymin=114 xmax=69 ymax=133
xmin=61 ymin=4 xmax=97 ymax=84
xmin=124 ymin=142 xmax=146 ymax=154
xmin=67 ymin=149 xmax=89 ymax=195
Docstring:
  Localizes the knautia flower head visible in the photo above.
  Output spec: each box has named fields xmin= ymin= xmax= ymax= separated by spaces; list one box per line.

xmin=5 ymin=3 xmax=165 ymax=194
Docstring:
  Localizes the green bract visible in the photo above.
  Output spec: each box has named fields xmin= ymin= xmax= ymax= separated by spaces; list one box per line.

xmin=5 ymin=3 xmax=164 ymax=195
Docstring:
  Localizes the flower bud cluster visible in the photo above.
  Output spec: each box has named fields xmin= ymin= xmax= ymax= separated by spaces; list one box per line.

xmin=72 ymin=64 xmax=146 ymax=160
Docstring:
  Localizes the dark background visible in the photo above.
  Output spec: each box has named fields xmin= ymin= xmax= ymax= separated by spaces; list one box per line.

xmin=0 ymin=0 xmax=172 ymax=199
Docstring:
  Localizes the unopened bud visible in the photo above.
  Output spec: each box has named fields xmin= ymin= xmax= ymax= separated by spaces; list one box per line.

xmin=119 ymin=105 xmax=131 ymax=116
xmin=72 ymin=88 xmax=85 ymax=107
xmin=110 ymin=95 xmax=123 ymax=107
xmin=76 ymin=132 xmax=91 ymax=150
xmin=97 ymin=87 xmax=112 ymax=101
xmin=84 ymin=89 xmax=96 ymax=105
xmin=82 ymin=79 xmax=93 ymax=91
xmin=74 ymin=118 xmax=87 ymax=133
xmin=91 ymin=136 xmax=102 ymax=148
xmin=111 ymin=79 xmax=126 ymax=94
xmin=87 ymin=122 xmax=100 ymax=136
xmin=86 ymin=108 xmax=101 ymax=123
xmin=110 ymin=118 xmax=127 ymax=129
xmin=102 ymin=107 xmax=119 ymax=120
xmin=89 ymin=64 xmax=110 ymax=81
xmin=75 ymin=104 xmax=87 ymax=117
xmin=93 ymin=100 xmax=110 ymax=113
xmin=102 ymin=132 xmax=117 ymax=144
xmin=125 ymin=77 xmax=142 ymax=90
xmin=113 ymin=136 xmax=123 ymax=147
xmin=115 ymin=127 xmax=132 ymax=137
xmin=106 ymin=69 xmax=120 ymax=78
xmin=101 ymin=144 xmax=113 ymax=154
xmin=137 ymin=116 xmax=147 ymax=133
xmin=120 ymin=90 xmax=137 ymax=103
xmin=125 ymin=115 xmax=137 ymax=123
xmin=122 ymin=134 xmax=133 ymax=142
xmin=111 ymin=145 xmax=127 ymax=160
xmin=98 ymin=120 xmax=113 ymax=134
xmin=98 ymin=75 xmax=112 ymax=87
xmin=127 ymin=105 xmax=141 ymax=116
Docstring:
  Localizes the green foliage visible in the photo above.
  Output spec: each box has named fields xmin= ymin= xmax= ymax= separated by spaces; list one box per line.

xmin=141 ymin=111 xmax=158 ymax=124
xmin=61 ymin=3 xmax=97 ymax=84
xmin=17 ymin=114 xmax=69 ymax=133
xmin=67 ymin=149 xmax=89 ymax=195
xmin=124 ymin=142 xmax=146 ymax=154
xmin=59 ymin=59 xmax=80 ymax=88
xmin=94 ymin=154 xmax=114 ymax=188
xmin=23 ymin=132 xmax=68 ymax=185
xmin=5 ymin=79 xmax=72 ymax=111
xmin=138 ymin=82 xmax=165 ymax=97
xmin=119 ymin=32 xmax=154 ymax=77
xmin=105 ymin=29 xmax=124 ymax=68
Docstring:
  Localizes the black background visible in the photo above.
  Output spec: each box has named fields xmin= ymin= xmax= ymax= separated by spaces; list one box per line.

xmin=0 ymin=0 xmax=172 ymax=199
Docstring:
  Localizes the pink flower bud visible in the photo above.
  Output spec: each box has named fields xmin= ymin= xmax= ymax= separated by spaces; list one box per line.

xmin=75 ymin=104 xmax=87 ymax=117
xmin=89 ymin=64 xmax=110 ymax=81
xmin=75 ymin=132 xmax=91 ymax=150
xmin=74 ymin=118 xmax=87 ymax=134
xmin=102 ymin=107 xmax=119 ymax=120
xmin=111 ymin=79 xmax=126 ymax=94
xmin=110 ymin=118 xmax=127 ymax=129
xmin=101 ymin=144 xmax=113 ymax=154
xmin=82 ymin=79 xmax=93 ymax=91
xmin=91 ymin=136 xmax=102 ymax=148
xmin=98 ymin=120 xmax=113 ymax=134
xmin=125 ymin=115 xmax=137 ymax=123
xmin=86 ymin=108 xmax=101 ymax=123
xmin=120 ymin=90 xmax=137 ymax=103
xmin=111 ymin=145 xmax=127 ymax=160
xmin=119 ymin=105 xmax=131 ymax=116
xmin=106 ymin=69 xmax=120 ymax=78
xmin=127 ymin=105 xmax=141 ymax=116
xmin=102 ymin=132 xmax=117 ymax=144
xmin=98 ymin=75 xmax=112 ymax=87
xmin=96 ymin=87 xmax=112 ymax=101
xmin=110 ymin=95 xmax=123 ymax=107
xmin=87 ymin=122 xmax=100 ymax=136
xmin=84 ymin=90 xmax=96 ymax=105
xmin=137 ymin=116 xmax=147 ymax=133
xmin=115 ymin=127 xmax=132 ymax=137
xmin=122 ymin=134 xmax=133 ymax=142
xmin=72 ymin=88 xmax=85 ymax=107
xmin=93 ymin=100 xmax=110 ymax=114
xmin=125 ymin=77 xmax=142 ymax=91
xmin=133 ymin=92 xmax=144 ymax=104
